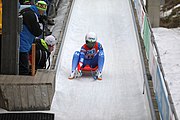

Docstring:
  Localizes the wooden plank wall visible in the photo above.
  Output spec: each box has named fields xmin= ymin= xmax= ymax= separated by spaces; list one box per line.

xmin=0 ymin=69 xmax=55 ymax=111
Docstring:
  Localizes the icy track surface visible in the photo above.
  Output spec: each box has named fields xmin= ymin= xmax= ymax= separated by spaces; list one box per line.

xmin=51 ymin=0 xmax=151 ymax=119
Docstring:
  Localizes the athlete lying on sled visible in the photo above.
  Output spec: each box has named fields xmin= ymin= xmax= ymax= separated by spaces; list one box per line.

xmin=68 ymin=32 xmax=105 ymax=80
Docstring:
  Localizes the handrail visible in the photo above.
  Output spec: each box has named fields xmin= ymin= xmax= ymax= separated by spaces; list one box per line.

xmin=141 ymin=1 xmax=178 ymax=119
xmin=129 ymin=0 xmax=157 ymax=119
xmin=134 ymin=0 xmax=179 ymax=119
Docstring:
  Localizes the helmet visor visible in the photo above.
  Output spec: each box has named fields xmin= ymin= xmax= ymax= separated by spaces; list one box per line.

xmin=86 ymin=41 xmax=95 ymax=48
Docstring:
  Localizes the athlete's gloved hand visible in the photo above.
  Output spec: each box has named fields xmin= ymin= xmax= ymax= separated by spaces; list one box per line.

xmin=74 ymin=62 xmax=83 ymax=78
xmin=77 ymin=62 xmax=83 ymax=72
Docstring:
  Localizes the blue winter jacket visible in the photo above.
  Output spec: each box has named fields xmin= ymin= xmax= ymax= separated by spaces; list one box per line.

xmin=20 ymin=5 xmax=42 ymax=52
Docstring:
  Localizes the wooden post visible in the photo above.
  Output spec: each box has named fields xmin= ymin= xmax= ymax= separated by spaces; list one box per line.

xmin=31 ymin=43 xmax=36 ymax=76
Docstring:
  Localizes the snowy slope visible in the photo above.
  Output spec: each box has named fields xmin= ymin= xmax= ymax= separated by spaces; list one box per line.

xmin=153 ymin=27 xmax=180 ymax=119
xmin=50 ymin=0 xmax=151 ymax=119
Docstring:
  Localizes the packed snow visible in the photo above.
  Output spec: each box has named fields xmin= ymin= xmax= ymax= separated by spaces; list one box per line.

xmin=153 ymin=27 xmax=180 ymax=118
xmin=0 ymin=0 xmax=179 ymax=119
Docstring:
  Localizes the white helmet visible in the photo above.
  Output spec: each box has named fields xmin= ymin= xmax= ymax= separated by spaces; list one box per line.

xmin=45 ymin=35 xmax=56 ymax=46
xmin=85 ymin=32 xmax=97 ymax=48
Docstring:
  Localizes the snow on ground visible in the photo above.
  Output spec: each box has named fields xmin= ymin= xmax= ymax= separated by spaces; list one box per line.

xmin=152 ymin=27 xmax=180 ymax=118
xmin=160 ymin=4 xmax=180 ymax=18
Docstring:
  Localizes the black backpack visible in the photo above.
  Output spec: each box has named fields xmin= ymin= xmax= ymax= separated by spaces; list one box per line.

xmin=35 ymin=39 xmax=51 ymax=69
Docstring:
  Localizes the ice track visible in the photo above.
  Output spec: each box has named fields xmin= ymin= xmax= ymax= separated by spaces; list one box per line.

xmin=51 ymin=0 xmax=151 ymax=119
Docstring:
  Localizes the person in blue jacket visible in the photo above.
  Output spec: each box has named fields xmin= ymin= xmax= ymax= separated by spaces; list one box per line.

xmin=19 ymin=1 xmax=47 ymax=75
xmin=68 ymin=32 xmax=105 ymax=80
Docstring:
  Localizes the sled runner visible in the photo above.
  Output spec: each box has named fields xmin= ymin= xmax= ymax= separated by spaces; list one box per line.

xmin=81 ymin=65 xmax=98 ymax=80
xmin=81 ymin=65 xmax=98 ymax=72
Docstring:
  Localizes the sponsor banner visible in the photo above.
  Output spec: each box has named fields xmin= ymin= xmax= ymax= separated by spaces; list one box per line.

xmin=134 ymin=0 xmax=145 ymax=35
xmin=155 ymin=63 xmax=171 ymax=120
xmin=149 ymin=42 xmax=157 ymax=88
xmin=143 ymin=15 xmax=151 ymax=59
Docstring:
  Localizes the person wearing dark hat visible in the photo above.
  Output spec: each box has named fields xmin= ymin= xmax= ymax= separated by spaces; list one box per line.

xmin=19 ymin=1 xmax=47 ymax=75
